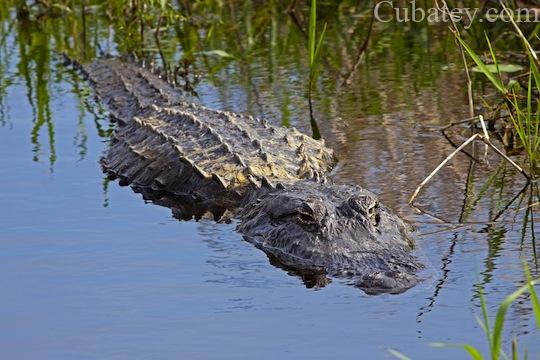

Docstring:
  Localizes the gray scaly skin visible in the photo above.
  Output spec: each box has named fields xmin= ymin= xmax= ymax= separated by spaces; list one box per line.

xmin=71 ymin=57 xmax=423 ymax=294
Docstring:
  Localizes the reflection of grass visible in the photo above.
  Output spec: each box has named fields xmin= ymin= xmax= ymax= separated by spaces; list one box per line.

xmin=0 ymin=0 xmax=468 ymax=141
xmin=16 ymin=18 xmax=57 ymax=169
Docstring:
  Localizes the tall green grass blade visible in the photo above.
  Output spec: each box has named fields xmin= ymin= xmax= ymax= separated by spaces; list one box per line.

xmin=536 ymin=99 xmax=540 ymax=157
xmin=528 ymin=55 xmax=540 ymax=96
xmin=520 ymin=28 xmax=540 ymax=168
xmin=431 ymin=342 xmax=484 ymax=360
xmin=308 ymin=0 xmax=316 ymax=66
xmin=524 ymin=266 xmax=540 ymax=328
xmin=527 ymin=74 xmax=533 ymax=153
xmin=491 ymin=284 xmax=530 ymax=360
xmin=471 ymin=64 xmax=523 ymax=74
xmin=463 ymin=345 xmax=485 ymax=360
xmin=528 ymin=59 xmax=540 ymax=162
xmin=456 ymin=36 xmax=506 ymax=94
xmin=485 ymin=32 xmax=502 ymax=81
xmin=314 ymin=22 xmax=326 ymax=67
xmin=508 ymin=89 xmax=531 ymax=164
xmin=478 ymin=285 xmax=492 ymax=349
xmin=309 ymin=22 xmax=326 ymax=82
xmin=476 ymin=315 xmax=489 ymax=335
xmin=512 ymin=338 xmax=518 ymax=360
xmin=527 ymin=22 xmax=540 ymax=42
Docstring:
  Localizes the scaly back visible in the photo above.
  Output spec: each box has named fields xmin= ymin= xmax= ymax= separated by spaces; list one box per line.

xmin=82 ymin=59 xmax=335 ymax=203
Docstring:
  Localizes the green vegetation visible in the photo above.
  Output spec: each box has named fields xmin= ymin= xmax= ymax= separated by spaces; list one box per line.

xmin=457 ymin=31 xmax=540 ymax=175
xmin=391 ymin=267 xmax=540 ymax=360
xmin=448 ymin=269 xmax=539 ymax=360
xmin=307 ymin=0 xmax=326 ymax=125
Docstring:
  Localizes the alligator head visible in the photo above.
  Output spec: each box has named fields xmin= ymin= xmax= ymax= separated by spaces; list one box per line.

xmin=238 ymin=180 xmax=423 ymax=294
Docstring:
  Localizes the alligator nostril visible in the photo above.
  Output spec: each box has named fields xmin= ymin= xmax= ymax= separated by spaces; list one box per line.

xmin=301 ymin=203 xmax=315 ymax=215
xmin=374 ymin=211 xmax=381 ymax=226
xmin=348 ymin=195 xmax=377 ymax=214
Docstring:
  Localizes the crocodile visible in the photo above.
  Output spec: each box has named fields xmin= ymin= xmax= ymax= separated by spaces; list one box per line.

xmin=72 ymin=57 xmax=423 ymax=294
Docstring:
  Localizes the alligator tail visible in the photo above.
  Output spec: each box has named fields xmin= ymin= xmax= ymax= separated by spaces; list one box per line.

xmin=62 ymin=53 xmax=180 ymax=123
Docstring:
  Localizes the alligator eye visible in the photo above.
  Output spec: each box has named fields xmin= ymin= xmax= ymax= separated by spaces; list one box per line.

xmin=270 ymin=199 xmax=322 ymax=228
xmin=294 ymin=211 xmax=319 ymax=231
xmin=270 ymin=211 xmax=316 ymax=228
xmin=298 ymin=212 xmax=315 ymax=223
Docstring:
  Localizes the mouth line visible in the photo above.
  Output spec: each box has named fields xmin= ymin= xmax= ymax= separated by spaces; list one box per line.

xmin=243 ymin=234 xmax=328 ymax=272
xmin=244 ymin=233 xmax=394 ymax=261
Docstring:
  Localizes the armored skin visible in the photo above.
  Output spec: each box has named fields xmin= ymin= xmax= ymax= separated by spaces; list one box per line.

xmin=75 ymin=57 xmax=423 ymax=294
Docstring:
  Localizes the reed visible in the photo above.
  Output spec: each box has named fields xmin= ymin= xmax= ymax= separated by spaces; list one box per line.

xmin=456 ymin=28 xmax=540 ymax=175
xmin=307 ymin=0 xmax=326 ymax=125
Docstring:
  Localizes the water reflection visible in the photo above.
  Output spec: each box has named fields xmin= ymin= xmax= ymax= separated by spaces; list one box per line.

xmin=0 ymin=0 xmax=539 ymax=357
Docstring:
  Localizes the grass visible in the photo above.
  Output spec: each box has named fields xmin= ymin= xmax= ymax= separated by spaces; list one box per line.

xmin=456 ymin=26 xmax=540 ymax=175
xmin=391 ymin=266 xmax=540 ymax=360
xmin=307 ymin=0 xmax=326 ymax=131
xmin=446 ymin=268 xmax=539 ymax=360
xmin=307 ymin=0 xmax=326 ymax=97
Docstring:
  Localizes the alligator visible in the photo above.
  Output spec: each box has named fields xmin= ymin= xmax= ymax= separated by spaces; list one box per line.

xmin=71 ymin=57 xmax=423 ymax=294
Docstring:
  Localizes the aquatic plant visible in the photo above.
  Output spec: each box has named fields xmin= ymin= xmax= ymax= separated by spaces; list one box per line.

xmin=390 ymin=266 xmax=540 ymax=360
xmin=439 ymin=267 xmax=539 ymax=360
xmin=457 ymin=33 xmax=540 ymax=175
xmin=307 ymin=0 xmax=326 ymax=124
xmin=454 ymin=2 xmax=540 ymax=175
xmin=409 ymin=1 xmax=539 ymax=220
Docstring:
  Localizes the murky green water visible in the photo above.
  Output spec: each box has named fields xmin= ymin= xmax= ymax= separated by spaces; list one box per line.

xmin=0 ymin=1 xmax=539 ymax=359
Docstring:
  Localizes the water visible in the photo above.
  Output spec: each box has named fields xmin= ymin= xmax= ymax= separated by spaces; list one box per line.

xmin=0 ymin=2 xmax=539 ymax=359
